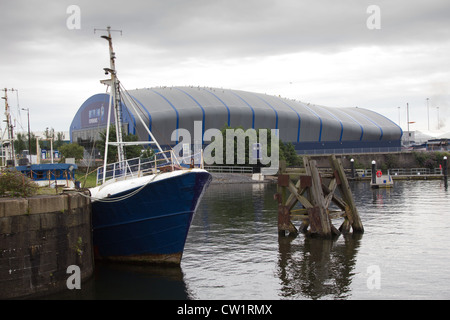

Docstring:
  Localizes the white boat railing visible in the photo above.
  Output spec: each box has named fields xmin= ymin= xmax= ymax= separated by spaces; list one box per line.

xmin=96 ymin=149 xmax=204 ymax=185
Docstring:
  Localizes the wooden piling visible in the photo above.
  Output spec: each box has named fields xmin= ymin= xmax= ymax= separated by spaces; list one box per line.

xmin=275 ymin=173 xmax=298 ymax=235
xmin=275 ymin=155 xmax=364 ymax=238
xmin=330 ymin=155 xmax=364 ymax=233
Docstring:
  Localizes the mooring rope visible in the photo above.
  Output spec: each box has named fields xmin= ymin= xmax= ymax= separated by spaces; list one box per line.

xmin=75 ymin=171 xmax=161 ymax=203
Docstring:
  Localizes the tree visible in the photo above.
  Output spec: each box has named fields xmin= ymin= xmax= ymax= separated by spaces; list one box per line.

xmin=59 ymin=143 xmax=84 ymax=160
xmin=39 ymin=127 xmax=65 ymax=150
xmin=0 ymin=170 xmax=38 ymax=197
xmin=44 ymin=127 xmax=55 ymax=139
xmin=14 ymin=132 xmax=38 ymax=155
xmin=54 ymin=131 xmax=66 ymax=149
xmin=96 ymin=126 xmax=146 ymax=163
xmin=13 ymin=133 xmax=27 ymax=154
xmin=280 ymin=142 xmax=303 ymax=167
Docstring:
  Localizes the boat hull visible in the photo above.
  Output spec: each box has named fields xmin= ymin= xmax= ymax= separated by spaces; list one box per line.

xmin=91 ymin=169 xmax=211 ymax=265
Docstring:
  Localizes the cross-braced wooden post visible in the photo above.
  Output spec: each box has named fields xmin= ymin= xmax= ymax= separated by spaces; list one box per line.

xmin=275 ymin=155 xmax=364 ymax=238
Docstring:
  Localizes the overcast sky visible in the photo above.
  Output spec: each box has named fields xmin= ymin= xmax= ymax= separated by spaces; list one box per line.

xmin=1 ymin=0 xmax=449 ymax=136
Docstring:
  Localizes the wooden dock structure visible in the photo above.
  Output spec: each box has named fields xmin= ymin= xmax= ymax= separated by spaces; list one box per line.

xmin=275 ymin=155 xmax=364 ymax=238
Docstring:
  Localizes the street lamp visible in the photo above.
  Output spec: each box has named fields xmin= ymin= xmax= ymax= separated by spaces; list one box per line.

xmin=407 ymin=103 xmax=410 ymax=145
xmin=21 ymin=108 xmax=31 ymax=163
xmin=437 ymin=106 xmax=440 ymax=130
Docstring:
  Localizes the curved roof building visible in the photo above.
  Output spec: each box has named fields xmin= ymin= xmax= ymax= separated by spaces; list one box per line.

xmin=70 ymin=86 xmax=402 ymax=154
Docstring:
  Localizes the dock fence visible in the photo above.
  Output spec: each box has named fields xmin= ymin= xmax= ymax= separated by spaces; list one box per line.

xmin=204 ymin=166 xmax=254 ymax=173
xmin=388 ymin=168 xmax=442 ymax=176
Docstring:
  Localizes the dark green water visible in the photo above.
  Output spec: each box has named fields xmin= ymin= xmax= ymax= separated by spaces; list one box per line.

xmin=46 ymin=179 xmax=450 ymax=300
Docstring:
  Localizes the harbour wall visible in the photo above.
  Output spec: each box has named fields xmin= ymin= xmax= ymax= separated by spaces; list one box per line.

xmin=308 ymin=152 xmax=449 ymax=170
xmin=0 ymin=192 xmax=93 ymax=299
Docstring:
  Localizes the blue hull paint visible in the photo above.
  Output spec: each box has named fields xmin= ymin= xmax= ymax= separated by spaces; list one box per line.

xmin=92 ymin=171 xmax=211 ymax=264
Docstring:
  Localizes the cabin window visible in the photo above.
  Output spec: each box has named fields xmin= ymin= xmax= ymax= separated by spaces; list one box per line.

xmin=36 ymin=171 xmax=44 ymax=179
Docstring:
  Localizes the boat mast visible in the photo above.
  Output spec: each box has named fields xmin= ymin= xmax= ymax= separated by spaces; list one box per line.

xmin=95 ymin=25 xmax=171 ymax=172
xmin=1 ymin=88 xmax=16 ymax=166
xmin=98 ymin=26 xmax=126 ymax=165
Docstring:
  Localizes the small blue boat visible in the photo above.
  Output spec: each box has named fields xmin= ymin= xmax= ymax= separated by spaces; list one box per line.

xmin=89 ymin=27 xmax=211 ymax=265
xmin=15 ymin=163 xmax=78 ymax=188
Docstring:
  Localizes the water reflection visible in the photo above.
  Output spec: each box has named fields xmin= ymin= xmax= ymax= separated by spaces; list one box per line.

xmin=40 ymin=179 xmax=450 ymax=300
xmin=277 ymin=234 xmax=362 ymax=300
xmin=183 ymin=182 xmax=369 ymax=300
xmin=43 ymin=262 xmax=190 ymax=300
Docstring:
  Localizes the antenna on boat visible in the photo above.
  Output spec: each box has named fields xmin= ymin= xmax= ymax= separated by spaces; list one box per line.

xmin=96 ymin=26 xmax=126 ymax=178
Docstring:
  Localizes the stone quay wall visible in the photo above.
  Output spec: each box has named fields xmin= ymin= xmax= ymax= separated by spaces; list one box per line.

xmin=0 ymin=192 xmax=93 ymax=299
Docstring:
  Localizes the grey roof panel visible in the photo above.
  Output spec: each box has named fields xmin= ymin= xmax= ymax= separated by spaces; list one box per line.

xmin=71 ymin=86 xmax=402 ymax=149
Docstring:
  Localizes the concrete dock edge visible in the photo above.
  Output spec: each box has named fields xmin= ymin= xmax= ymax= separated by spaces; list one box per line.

xmin=0 ymin=191 xmax=93 ymax=299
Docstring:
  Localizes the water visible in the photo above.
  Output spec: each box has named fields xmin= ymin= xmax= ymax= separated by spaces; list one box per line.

xmin=46 ymin=179 xmax=450 ymax=300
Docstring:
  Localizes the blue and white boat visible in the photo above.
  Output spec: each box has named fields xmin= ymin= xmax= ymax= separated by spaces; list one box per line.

xmin=89 ymin=27 xmax=211 ymax=265
xmin=90 ymin=165 xmax=210 ymax=264
xmin=15 ymin=163 xmax=78 ymax=188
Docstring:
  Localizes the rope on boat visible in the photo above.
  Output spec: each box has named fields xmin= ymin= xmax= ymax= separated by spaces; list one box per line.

xmin=75 ymin=172 xmax=160 ymax=203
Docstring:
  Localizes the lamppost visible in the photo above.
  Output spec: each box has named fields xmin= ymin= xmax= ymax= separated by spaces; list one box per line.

xmin=437 ymin=106 xmax=440 ymax=130
xmin=21 ymin=108 xmax=31 ymax=163
xmin=407 ymin=103 xmax=410 ymax=145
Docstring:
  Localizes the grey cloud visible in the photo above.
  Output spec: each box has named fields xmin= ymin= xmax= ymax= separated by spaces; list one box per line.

xmin=2 ymin=0 xmax=450 ymax=61
xmin=1 ymin=0 xmax=450 ymax=132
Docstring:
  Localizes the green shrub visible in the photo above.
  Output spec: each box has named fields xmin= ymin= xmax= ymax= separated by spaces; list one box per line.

xmin=0 ymin=170 xmax=38 ymax=197
xmin=413 ymin=151 xmax=450 ymax=170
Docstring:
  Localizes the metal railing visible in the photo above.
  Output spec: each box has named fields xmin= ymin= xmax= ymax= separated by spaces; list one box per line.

xmin=26 ymin=169 xmax=75 ymax=188
xmin=96 ymin=150 xmax=204 ymax=185
xmin=204 ymin=166 xmax=254 ymax=173
xmin=388 ymin=168 xmax=443 ymax=176
xmin=297 ymin=146 xmax=402 ymax=155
